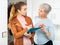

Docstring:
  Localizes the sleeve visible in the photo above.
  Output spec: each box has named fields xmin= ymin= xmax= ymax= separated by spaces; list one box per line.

xmin=31 ymin=21 xmax=35 ymax=38
xmin=48 ymin=24 xmax=55 ymax=41
xmin=10 ymin=21 xmax=27 ymax=38
xmin=28 ymin=16 xmax=35 ymax=37
xmin=30 ymin=18 xmax=35 ymax=44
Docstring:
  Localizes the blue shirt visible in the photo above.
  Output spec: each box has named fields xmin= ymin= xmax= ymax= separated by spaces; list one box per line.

xmin=33 ymin=16 xmax=55 ymax=45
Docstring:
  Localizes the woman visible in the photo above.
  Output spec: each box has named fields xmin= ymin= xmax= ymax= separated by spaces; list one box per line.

xmin=8 ymin=2 xmax=34 ymax=45
xmin=33 ymin=3 xmax=55 ymax=45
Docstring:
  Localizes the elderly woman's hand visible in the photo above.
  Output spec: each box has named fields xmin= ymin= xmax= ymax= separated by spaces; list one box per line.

xmin=39 ymin=24 xmax=48 ymax=33
xmin=39 ymin=24 xmax=51 ymax=38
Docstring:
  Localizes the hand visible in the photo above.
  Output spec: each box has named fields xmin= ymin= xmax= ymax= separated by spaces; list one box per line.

xmin=24 ymin=25 xmax=32 ymax=38
xmin=39 ymin=24 xmax=51 ymax=38
xmin=27 ymin=34 xmax=32 ymax=38
xmin=39 ymin=24 xmax=47 ymax=33
xmin=24 ymin=33 xmax=32 ymax=38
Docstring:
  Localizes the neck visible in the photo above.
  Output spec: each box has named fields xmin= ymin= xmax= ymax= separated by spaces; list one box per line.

xmin=17 ymin=12 xmax=26 ymax=17
xmin=39 ymin=15 xmax=47 ymax=19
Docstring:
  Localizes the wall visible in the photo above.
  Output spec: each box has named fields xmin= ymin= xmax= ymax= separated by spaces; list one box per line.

xmin=0 ymin=0 xmax=7 ymax=45
xmin=8 ymin=0 xmax=27 ymax=4
xmin=27 ymin=0 xmax=60 ymax=25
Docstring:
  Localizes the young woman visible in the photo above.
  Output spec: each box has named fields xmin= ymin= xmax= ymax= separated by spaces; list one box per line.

xmin=8 ymin=2 xmax=34 ymax=45
xmin=33 ymin=3 xmax=55 ymax=45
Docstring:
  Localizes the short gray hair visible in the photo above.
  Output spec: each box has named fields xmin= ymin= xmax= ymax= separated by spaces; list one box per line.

xmin=40 ymin=3 xmax=52 ymax=13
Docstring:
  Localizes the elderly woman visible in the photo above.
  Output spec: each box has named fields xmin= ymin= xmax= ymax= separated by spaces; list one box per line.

xmin=33 ymin=3 xmax=55 ymax=45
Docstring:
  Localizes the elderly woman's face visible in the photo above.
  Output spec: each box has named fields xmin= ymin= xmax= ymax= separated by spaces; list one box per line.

xmin=39 ymin=8 xmax=47 ymax=17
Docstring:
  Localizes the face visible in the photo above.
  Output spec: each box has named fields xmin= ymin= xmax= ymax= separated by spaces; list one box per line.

xmin=18 ymin=5 xmax=27 ymax=16
xmin=38 ymin=8 xmax=47 ymax=17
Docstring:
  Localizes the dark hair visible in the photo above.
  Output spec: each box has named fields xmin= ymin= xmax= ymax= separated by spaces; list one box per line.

xmin=14 ymin=2 xmax=26 ymax=12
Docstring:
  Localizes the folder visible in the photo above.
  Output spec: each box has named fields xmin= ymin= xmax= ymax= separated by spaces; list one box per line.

xmin=27 ymin=27 xmax=40 ymax=33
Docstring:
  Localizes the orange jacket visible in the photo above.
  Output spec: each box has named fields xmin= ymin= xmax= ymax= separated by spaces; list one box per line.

xmin=10 ymin=16 xmax=35 ymax=45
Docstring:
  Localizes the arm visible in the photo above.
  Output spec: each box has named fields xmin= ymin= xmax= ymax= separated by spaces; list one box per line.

xmin=39 ymin=24 xmax=55 ymax=41
xmin=47 ymin=26 xmax=55 ymax=41
xmin=10 ymin=22 xmax=27 ymax=39
xmin=31 ymin=23 xmax=35 ymax=38
xmin=39 ymin=24 xmax=51 ymax=38
xmin=24 ymin=17 xmax=35 ymax=38
xmin=45 ymin=30 xmax=51 ymax=38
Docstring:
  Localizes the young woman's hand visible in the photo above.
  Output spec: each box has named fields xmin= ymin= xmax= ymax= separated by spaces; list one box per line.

xmin=24 ymin=33 xmax=32 ymax=38
xmin=24 ymin=25 xmax=32 ymax=38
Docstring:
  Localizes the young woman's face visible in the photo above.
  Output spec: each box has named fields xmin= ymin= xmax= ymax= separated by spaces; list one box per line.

xmin=38 ymin=8 xmax=47 ymax=17
xmin=18 ymin=5 xmax=27 ymax=16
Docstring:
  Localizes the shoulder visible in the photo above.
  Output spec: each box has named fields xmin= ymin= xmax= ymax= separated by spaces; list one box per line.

xmin=47 ymin=19 xmax=54 ymax=27
xmin=25 ymin=16 xmax=32 ymax=25
xmin=11 ymin=16 xmax=17 ymax=24
xmin=47 ymin=19 xmax=53 ymax=24
xmin=25 ymin=16 xmax=32 ymax=21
